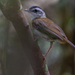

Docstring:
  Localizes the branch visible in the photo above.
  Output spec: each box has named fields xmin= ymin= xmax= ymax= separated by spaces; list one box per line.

xmin=0 ymin=0 xmax=49 ymax=75
xmin=43 ymin=55 xmax=50 ymax=75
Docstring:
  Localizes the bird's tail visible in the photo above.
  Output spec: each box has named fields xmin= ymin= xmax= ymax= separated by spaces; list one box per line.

xmin=63 ymin=38 xmax=75 ymax=48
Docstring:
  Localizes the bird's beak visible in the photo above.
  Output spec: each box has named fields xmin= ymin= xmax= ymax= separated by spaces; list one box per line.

xmin=24 ymin=9 xmax=30 ymax=12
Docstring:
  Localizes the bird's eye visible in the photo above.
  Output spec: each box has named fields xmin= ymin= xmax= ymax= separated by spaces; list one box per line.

xmin=33 ymin=9 xmax=38 ymax=13
xmin=34 ymin=9 xmax=37 ymax=12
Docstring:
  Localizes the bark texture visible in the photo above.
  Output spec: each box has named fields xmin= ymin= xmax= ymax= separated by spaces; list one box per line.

xmin=0 ymin=0 xmax=47 ymax=75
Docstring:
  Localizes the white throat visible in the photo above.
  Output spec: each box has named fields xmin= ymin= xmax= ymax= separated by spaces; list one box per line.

xmin=29 ymin=13 xmax=46 ymax=20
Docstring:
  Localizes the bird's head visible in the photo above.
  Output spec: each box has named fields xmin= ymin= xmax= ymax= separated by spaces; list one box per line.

xmin=24 ymin=6 xmax=46 ymax=20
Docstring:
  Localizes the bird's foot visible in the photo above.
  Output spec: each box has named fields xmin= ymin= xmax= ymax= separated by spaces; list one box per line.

xmin=42 ymin=54 xmax=46 ymax=60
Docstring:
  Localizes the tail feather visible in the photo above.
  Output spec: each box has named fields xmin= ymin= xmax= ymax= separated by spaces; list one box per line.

xmin=63 ymin=38 xmax=75 ymax=48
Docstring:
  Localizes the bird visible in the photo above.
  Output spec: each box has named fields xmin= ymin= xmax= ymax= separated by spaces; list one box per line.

xmin=24 ymin=6 xmax=75 ymax=57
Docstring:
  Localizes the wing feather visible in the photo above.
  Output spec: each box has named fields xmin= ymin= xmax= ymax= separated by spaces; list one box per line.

xmin=32 ymin=18 xmax=67 ymax=40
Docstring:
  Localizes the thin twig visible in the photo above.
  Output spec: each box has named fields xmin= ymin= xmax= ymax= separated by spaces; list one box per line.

xmin=43 ymin=55 xmax=50 ymax=75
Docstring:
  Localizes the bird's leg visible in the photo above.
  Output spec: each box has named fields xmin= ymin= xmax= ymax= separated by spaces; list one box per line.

xmin=44 ymin=42 xmax=53 ymax=57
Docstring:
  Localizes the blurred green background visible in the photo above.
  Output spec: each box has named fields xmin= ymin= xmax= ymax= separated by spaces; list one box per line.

xmin=0 ymin=0 xmax=75 ymax=75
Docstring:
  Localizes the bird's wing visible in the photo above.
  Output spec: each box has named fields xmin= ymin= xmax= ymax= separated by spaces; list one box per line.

xmin=32 ymin=18 xmax=67 ymax=40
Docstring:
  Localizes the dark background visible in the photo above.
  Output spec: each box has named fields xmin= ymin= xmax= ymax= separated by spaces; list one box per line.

xmin=0 ymin=0 xmax=75 ymax=75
